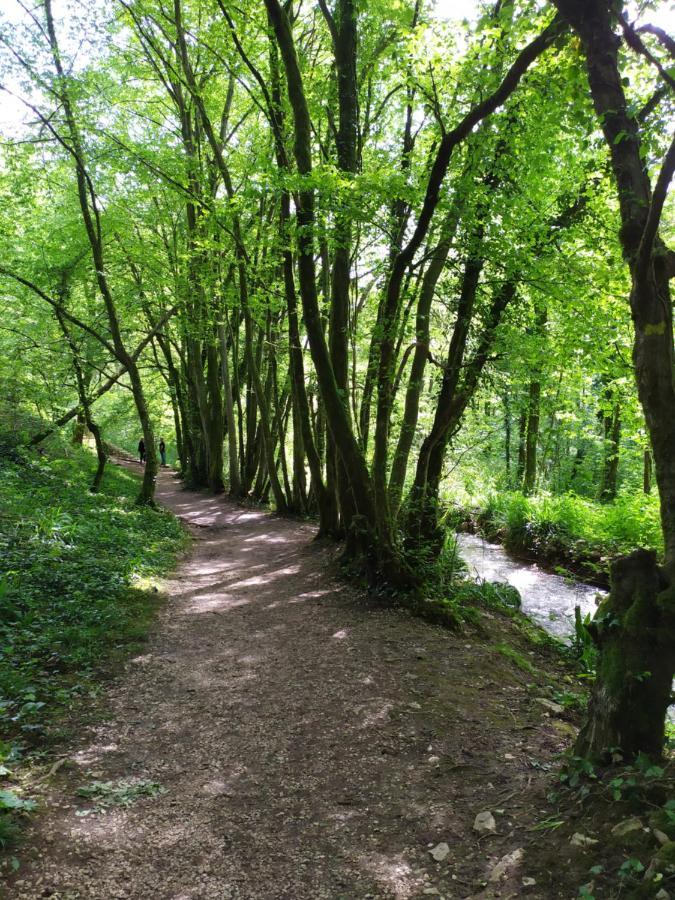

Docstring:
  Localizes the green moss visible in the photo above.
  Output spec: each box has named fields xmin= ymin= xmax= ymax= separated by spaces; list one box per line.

xmin=496 ymin=642 xmax=538 ymax=674
xmin=655 ymin=841 xmax=675 ymax=867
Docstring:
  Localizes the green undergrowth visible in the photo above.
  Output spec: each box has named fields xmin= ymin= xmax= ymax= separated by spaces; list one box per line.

xmin=533 ymin=752 xmax=675 ymax=898
xmin=449 ymin=490 xmax=662 ymax=584
xmin=0 ymin=441 xmax=186 ymax=848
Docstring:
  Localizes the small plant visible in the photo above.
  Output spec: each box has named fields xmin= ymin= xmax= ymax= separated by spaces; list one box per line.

xmin=0 ymin=814 xmax=21 ymax=851
xmin=0 ymin=788 xmax=36 ymax=851
xmin=663 ymin=799 xmax=675 ymax=828
xmin=617 ymin=857 xmax=645 ymax=880
xmin=552 ymin=689 xmax=585 ymax=711
xmin=559 ymin=754 xmax=598 ymax=801
xmin=76 ymin=778 xmax=166 ymax=812
xmin=571 ymin=605 xmax=597 ymax=674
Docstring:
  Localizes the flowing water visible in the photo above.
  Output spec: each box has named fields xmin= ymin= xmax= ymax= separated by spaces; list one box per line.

xmin=455 ymin=532 xmax=605 ymax=641
xmin=457 ymin=533 xmax=675 ymax=724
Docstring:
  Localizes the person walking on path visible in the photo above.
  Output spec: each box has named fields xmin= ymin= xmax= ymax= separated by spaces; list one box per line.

xmin=138 ymin=438 xmax=146 ymax=464
xmin=159 ymin=438 xmax=167 ymax=467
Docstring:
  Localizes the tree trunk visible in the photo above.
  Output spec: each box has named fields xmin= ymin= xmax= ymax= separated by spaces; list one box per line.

xmin=553 ymin=0 xmax=675 ymax=758
xmin=44 ymin=0 xmax=157 ymax=505
xmin=72 ymin=410 xmax=86 ymax=446
xmin=321 ymin=0 xmax=360 ymax=539
xmin=28 ymin=306 xmax=177 ymax=447
xmin=517 ymin=408 xmax=527 ymax=484
xmin=265 ymin=0 xmax=395 ymax=572
xmin=54 ymin=296 xmax=107 ymax=493
xmin=156 ymin=333 xmax=188 ymax=475
xmin=504 ymin=394 xmax=511 ymax=481
xmin=218 ymin=322 xmax=241 ymax=497
xmin=241 ymin=277 xmax=288 ymax=513
xmin=599 ymin=399 xmax=621 ymax=502
xmin=205 ymin=339 xmax=225 ymax=493
xmin=575 ymin=550 xmax=675 ymax=761
xmin=387 ymin=199 xmax=463 ymax=520
xmin=185 ymin=338 xmax=210 ymax=488
xmin=404 ymin=275 xmax=515 ymax=554
xmin=553 ymin=0 xmax=675 ymax=569
xmin=644 ymin=447 xmax=653 ymax=495
xmin=523 ymin=380 xmax=541 ymax=496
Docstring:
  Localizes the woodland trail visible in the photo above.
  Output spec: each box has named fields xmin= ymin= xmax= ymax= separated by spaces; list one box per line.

xmin=7 ymin=465 xmax=575 ymax=900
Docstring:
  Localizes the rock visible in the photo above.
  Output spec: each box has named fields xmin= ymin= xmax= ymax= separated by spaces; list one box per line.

xmin=428 ymin=756 xmax=440 ymax=765
xmin=654 ymin=829 xmax=670 ymax=846
xmin=522 ymin=876 xmax=536 ymax=887
xmin=655 ymin=890 xmax=671 ymax=900
xmin=570 ymin=833 xmax=599 ymax=848
xmin=534 ymin=698 xmax=565 ymax=716
xmin=429 ymin=843 xmax=450 ymax=862
xmin=551 ymin=719 xmax=578 ymax=739
xmin=473 ymin=811 xmax=497 ymax=835
xmin=488 ymin=848 xmax=524 ymax=882
xmin=611 ymin=817 xmax=643 ymax=838
xmin=200 ymin=780 xmax=229 ymax=798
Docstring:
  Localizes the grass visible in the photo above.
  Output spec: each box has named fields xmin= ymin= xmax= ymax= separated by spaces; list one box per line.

xmin=0 ymin=441 xmax=186 ymax=847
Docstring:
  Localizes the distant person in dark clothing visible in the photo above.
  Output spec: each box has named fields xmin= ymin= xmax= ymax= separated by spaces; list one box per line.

xmin=159 ymin=439 xmax=166 ymax=466
xmin=138 ymin=438 xmax=145 ymax=463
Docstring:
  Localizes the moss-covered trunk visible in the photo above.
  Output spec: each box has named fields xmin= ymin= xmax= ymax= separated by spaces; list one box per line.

xmin=576 ymin=550 xmax=675 ymax=761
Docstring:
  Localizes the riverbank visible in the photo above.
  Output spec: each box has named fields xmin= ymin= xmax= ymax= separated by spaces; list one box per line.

xmin=456 ymin=532 xmax=603 ymax=641
xmin=448 ymin=490 xmax=662 ymax=588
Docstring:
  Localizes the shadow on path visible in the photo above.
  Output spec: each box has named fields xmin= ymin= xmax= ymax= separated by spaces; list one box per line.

xmin=8 ymin=466 xmax=572 ymax=899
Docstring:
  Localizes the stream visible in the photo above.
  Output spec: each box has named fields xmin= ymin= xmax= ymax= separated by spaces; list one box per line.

xmin=456 ymin=532 xmax=604 ymax=641
xmin=457 ymin=533 xmax=675 ymax=724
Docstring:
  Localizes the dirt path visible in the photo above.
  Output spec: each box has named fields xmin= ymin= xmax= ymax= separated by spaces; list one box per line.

xmin=7 ymin=466 xmax=574 ymax=899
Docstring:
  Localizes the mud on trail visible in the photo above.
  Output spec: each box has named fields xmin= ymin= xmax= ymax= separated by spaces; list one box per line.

xmin=6 ymin=465 xmax=580 ymax=900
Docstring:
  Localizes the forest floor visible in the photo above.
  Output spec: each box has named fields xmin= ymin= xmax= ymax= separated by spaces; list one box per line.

xmin=3 ymin=463 xmax=620 ymax=900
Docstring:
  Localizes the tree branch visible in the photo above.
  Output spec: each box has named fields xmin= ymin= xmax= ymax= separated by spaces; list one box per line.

xmin=639 ymin=130 xmax=675 ymax=272
xmin=0 ymin=267 xmax=117 ymax=357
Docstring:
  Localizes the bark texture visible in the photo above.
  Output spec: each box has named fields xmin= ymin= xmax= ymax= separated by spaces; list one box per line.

xmin=576 ymin=550 xmax=675 ymax=761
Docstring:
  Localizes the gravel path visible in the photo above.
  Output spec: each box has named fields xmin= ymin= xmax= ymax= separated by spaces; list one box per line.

xmin=7 ymin=466 xmax=572 ymax=899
